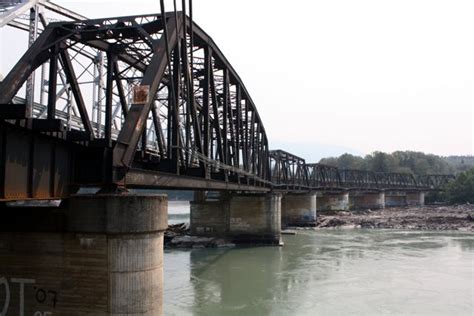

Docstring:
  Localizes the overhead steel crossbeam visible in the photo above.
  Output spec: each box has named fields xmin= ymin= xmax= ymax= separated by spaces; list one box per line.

xmin=0 ymin=12 xmax=271 ymax=192
xmin=269 ymin=150 xmax=309 ymax=190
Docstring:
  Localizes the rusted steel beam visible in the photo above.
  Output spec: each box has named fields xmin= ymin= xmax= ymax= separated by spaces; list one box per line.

xmin=0 ymin=27 xmax=56 ymax=104
xmin=111 ymin=15 xmax=180 ymax=181
xmin=0 ymin=122 xmax=72 ymax=201
xmin=125 ymin=168 xmax=270 ymax=192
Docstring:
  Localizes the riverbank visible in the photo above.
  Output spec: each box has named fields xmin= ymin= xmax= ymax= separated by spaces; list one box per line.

xmin=315 ymin=204 xmax=474 ymax=231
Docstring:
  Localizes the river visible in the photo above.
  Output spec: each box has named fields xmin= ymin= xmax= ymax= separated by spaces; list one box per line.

xmin=164 ymin=201 xmax=474 ymax=315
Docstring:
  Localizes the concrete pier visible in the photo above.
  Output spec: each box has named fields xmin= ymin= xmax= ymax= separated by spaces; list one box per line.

xmin=281 ymin=193 xmax=317 ymax=227
xmin=191 ymin=192 xmax=282 ymax=245
xmin=0 ymin=194 xmax=168 ymax=315
xmin=406 ymin=192 xmax=425 ymax=206
xmin=349 ymin=191 xmax=385 ymax=210
xmin=384 ymin=191 xmax=407 ymax=207
xmin=317 ymin=192 xmax=349 ymax=212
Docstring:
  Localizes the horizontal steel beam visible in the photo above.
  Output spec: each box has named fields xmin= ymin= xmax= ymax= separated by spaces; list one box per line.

xmin=126 ymin=168 xmax=270 ymax=192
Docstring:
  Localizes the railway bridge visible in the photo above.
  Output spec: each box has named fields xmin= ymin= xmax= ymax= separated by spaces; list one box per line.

xmin=0 ymin=3 xmax=455 ymax=315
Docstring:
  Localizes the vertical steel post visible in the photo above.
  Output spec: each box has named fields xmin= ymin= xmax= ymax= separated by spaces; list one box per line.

xmin=25 ymin=5 xmax=39 ymax=117
xmin=203 ymin=47 xmax=210 ymax=160
xmin=96 ymin=52 xmax=104 ymax=137
xmin=105 ymin=53 xmax=114 ymax=144
xmin=47 ymin=45 xmax=58 ymax=120
xmin=235 ymin=85 xmax=241 ymax=167
xmin=222 ymin=69 xmax=228 ymax=164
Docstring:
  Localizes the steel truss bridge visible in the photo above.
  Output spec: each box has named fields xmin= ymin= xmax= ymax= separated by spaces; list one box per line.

xmin=0 ymin=3 xmax=454 ymax=201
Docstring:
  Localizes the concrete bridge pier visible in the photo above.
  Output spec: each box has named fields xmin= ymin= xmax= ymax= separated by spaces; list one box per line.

xmin=406 ymin=191 xmax=425 ymax=206
xmin=281 ymin=193 xmax=317 ymax=227
xmin=190 ymin=192 xmax=282 ymax=245
xmin=0 ymin=194 xmax=168 ymax=315
xmin=317 ymin=191 xmax=349 ymax=213
xmin=349 ymin=191 xmax=385 ymax=210
xmin=384 ymin=191 xmax=407 ymax=207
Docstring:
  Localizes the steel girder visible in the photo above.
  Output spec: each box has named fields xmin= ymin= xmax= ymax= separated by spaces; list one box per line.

xmin=0 ymin=11 xmax=457 ymax=198
xmin=338 ymin=169 xmax=379 ymax=190
xmin=415 ymin=174 xmax=455 ymax=190
xmin=268 ymin=156 xmax=454 ymax=191
xmin=306 ymin=163 xmax=342 ymax=189
xmin=375 ymin=172 xmax=418 ymax=190
xmin=0 ymin=121 xmax=73 ymax=200
xmin=0 ymin=12 xmax=271 ymax=191
xmin=269 ymin=150 xmax=309 ymax=189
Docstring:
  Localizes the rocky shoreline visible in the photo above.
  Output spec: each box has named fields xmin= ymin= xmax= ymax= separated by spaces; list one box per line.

xmin=165 ymin=223 xmax=236 ymax=249
xmin=314 ymin=204 xmax=474 ymax=231
xmin=165 ymin=205 xmax=474 ymax=248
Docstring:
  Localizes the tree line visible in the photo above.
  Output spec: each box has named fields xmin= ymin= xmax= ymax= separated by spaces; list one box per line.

xmin=319 ymin=151 xmax=474 ymax=204
xmin=319 ymin=151 xmax=474 ymax=175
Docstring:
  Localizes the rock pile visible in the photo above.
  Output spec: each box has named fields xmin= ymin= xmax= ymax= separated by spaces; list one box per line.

xmin=164 ymin=223 xmax=235 ymax=248
xmin=314 ymin=204 xmax=474 ymax=231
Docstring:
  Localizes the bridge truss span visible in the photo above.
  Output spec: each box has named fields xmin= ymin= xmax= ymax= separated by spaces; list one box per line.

xmin=0 ymin=12 xmax=271 ymax=197
xmin=0 ymin=10 xmax=457 ymax=201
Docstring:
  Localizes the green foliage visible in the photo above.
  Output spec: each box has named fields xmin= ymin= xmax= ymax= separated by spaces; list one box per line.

xmin=318 ymin=150 xmax=468 ymax=175
xmin=319 ymin=151 xmax=473 ymax=204
xmin=425 ymin=191 xmax=445 ymax=204
xmin=365 ymin=151 xmax=398 ymax=173
xmin=444 ymin=168 xmax=474 ymax=204
xmin=320 ymin=153 xmax=366 ymax=170
xmin=445 ymin=156 xmax=474 ymax=172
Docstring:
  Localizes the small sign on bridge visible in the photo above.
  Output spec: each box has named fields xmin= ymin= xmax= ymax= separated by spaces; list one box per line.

xmin=132 ymin=85 xmax=150 ymax=104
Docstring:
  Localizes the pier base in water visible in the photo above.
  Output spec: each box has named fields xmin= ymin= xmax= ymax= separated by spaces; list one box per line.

xmin=384 ymin=191 xmax=408 ymax=207
xmin=349 ymin=191 xmax=385 ymax=210
xmin=0 ymin=194 xmax=168 ymax=315
xmin=317 ymin=192 xmax=350 ymax=212
xmin=406 ymin=192 xmax=425 ymax=206
xmin=191 ymin=192 xmax=282 ymax=245
xmin=281 ymin=193 xmax=317 ymax=227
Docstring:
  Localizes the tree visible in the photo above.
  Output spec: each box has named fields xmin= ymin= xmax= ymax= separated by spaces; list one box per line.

xmin=365 ymin=151 xmax=398 ymax=173
xmin=318 ymin=151 xmax=463 ymax=175
xmin=444 ymin=168 xmax=474 ymax=204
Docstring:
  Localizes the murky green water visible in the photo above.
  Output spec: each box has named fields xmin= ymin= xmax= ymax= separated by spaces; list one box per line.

xmin=164 ymin=228 xmax=474 ymax=315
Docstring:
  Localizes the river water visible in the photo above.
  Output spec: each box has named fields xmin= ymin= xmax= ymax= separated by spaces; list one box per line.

xmin=165 ymin=201 xmax=474 ymax=315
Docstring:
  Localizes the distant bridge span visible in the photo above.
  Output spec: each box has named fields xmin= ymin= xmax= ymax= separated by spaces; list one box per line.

xmin=0 ymin=12 xmax=454 ymax=200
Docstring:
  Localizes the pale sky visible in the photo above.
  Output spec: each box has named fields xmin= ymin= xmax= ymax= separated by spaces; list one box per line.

xmin=1 ymin=0 xmax=473 ymax=161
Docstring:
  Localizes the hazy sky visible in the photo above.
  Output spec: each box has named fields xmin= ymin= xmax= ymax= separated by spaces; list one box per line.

xmin=1 ymin=0 xmax=473 ymax=161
